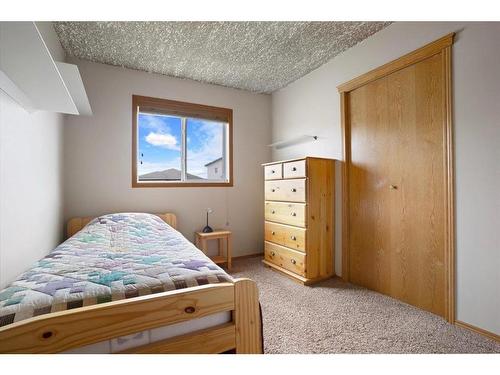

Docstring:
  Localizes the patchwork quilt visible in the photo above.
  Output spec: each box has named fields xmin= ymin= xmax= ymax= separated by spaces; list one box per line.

xmin=0 ymin=213 xmax=232 ymax=327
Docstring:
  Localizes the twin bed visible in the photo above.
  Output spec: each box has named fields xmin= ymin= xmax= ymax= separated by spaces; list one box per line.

xmin=0 ymin=212 xmax=262 ymax=354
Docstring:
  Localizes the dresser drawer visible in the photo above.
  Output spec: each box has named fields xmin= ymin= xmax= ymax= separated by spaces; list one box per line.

xmin=265 ymin=222 xmax=306 ymax=252
xmin=264 ymin=242 xmax=306 ymax=277
xmin=264 ymin=163 xmax=282 ymax=180
xmin=283 ymin=159 xmax=306 ymax=179
xmin=265 ymin=201 xmax=306 ymax=227
xmin=265 ymin=179 xmax=306 ymax=202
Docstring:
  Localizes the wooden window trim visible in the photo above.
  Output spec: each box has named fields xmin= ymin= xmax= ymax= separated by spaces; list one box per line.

xmin=132 ymin=95 xmax=233 ymax=188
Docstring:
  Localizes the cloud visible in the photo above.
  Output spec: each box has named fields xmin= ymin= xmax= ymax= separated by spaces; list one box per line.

xmin=139 ymin=113 xmax=177 ymax=132
xmin=145 ymin=132 xmax=180 ymax=150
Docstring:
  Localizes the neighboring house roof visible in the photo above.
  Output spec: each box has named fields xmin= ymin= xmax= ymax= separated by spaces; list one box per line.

xmin=139 ymin=168 xmax=202 ymax=180
xmin=204 ymin=157 xmax=222 ymax=167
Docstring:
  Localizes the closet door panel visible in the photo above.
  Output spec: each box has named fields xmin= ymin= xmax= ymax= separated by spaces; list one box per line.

xmin=348 ymin=76 xmax=392 ymax=293
xmin=404 ymin=53 xmax=445 ymax=316
xmin=386 ymin=63 xmax=417 ymax=306
xmin=387 ymin=54 xmax=445 ymax=316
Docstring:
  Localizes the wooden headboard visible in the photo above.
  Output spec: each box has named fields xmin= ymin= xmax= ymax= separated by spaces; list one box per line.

xmin=66 ymin=213 xmax=177 ymax=238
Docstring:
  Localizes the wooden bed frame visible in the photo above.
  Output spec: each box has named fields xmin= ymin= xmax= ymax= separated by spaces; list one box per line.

xmin=0 ymin=213 xmax=262 ymax=354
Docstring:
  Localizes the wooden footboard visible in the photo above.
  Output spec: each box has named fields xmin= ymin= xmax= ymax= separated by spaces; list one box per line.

xmin=0 ymin=278 xmax=262 ymax=354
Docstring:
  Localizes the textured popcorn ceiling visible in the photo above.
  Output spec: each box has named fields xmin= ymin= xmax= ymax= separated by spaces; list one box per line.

xmin=54 ymin=22 xmax=391 ymax=93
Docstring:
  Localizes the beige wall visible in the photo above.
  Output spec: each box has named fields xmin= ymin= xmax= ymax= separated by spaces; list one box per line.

xmin=63 ymin=58 xmax=272 ymax=257
xmin=0 ymin=91 xmax=64 ymax=288
xmin=272 ymin=22 xmax=500 ymax=334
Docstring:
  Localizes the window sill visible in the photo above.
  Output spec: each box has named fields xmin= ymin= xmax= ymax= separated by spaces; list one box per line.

xmin=132 ymin=181 xmax=233 ymax=188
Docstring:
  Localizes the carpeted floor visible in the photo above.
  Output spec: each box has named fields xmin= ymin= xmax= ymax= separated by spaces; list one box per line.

xmin=229 ymin=256 xmax=500 ymax=354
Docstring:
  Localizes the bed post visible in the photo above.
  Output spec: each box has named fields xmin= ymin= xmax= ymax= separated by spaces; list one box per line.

xmin=233 ymin=278 xmax=262 ymax=354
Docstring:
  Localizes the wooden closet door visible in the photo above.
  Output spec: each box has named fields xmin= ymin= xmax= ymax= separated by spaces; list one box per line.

xmin=349 ymin=75 xmax=393 ymax=292
xmin=348 ymin=53 xmax=446 ymax=317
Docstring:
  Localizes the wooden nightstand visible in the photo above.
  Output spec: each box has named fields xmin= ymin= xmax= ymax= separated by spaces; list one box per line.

xmin=195 ymin=230 xmax=232 ymax=270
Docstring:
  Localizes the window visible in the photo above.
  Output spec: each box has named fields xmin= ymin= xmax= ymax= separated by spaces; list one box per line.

xmin=132 ymin=95 xmax=233 ymax=187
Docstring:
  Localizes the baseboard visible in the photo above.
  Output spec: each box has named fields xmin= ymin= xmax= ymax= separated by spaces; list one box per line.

xmin=233 ymin=252 xmax=263 ymax=260
xmin=455 ymin=320 xmax=500 ymax=342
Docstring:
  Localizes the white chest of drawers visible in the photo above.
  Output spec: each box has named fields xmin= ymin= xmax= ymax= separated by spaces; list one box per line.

xmin=262 ymin=157 xmax=335 ymax=284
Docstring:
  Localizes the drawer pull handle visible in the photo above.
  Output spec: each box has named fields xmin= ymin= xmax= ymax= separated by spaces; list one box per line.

xmin=271 ymin=210 xmax=276 ymax=214
xmin=271 ymin=170 xmax=275 ymax=174
xmin=42 ymin=331 xmax=53 ymax=339
xmin=291 ymin=259 xmax=297 ymax=265
xmin=271 ymin=189 xmax=276 ymax=192
xmin=291 ymin=188 xmax=297 ymax=192
xmin=290 ymin=236 xmax=296 ymax=241
xmin=270 ymin=251 xmax=275 ymax=256
xmin=292 ymin=167 xmax=297 ymax=171
xmin=184 ymin=306 xmax=196 ymax=314
xmin=271 ymin=231 xmax=275 ymax=235
xmin=291 ymin=212 xmax=296 ymax=216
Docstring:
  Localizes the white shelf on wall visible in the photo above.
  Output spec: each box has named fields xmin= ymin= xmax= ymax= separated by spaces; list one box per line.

xmin=56 ymin=62 xmax=93 ymax=116
xmin=0 ymin=70 xmax=35 ymax=112
xmin=268 ymin=135 xmax=318 ymax=149
xmin=0 ymin=22 xmax=91 ymax=116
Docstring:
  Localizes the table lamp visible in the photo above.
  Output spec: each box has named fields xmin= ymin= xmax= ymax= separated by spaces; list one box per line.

xmin=202 ymin=208 xmax=214 ymax=233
